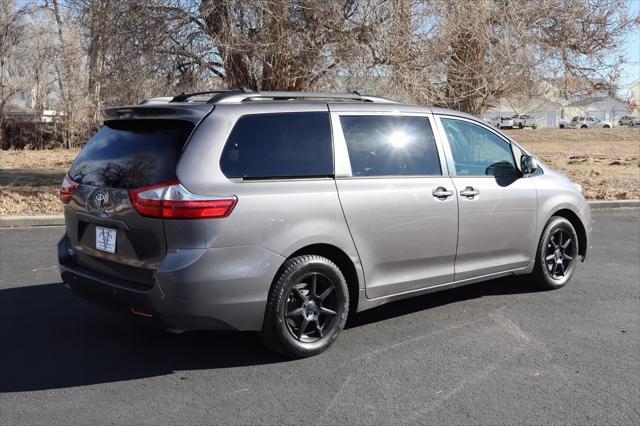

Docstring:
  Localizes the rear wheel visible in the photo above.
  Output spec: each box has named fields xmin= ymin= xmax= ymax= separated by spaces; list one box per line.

xmin=518 ymin=123 xmax=524 ymax=129
xmin=531 ymin=217 xmax=579 ymax=290
xmin=603 ymin=124 xmax=611 ymax=128
xmin=581 ymin=124 xmax=588 ymax=129
xmin=532 ymin=125 xmax=537 ymax=129
xmin=260 ymin=255 xmax=349 ymax=358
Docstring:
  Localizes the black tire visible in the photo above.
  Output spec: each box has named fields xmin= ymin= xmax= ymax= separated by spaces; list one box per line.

xmin=532 ymin=125 xmax=537 ymax=129
xmin=619 ymin=121 xmax=623 ymax=126
xmin=260 ymin=255 xmax=349 ymax=358
xmin=581 ymin=124 xmax=588 ymax=129
xmin=603 ymin=124 xmax=611 ymax=128
xmin=531 ymin=217 xmax=579 ymax=290
xmin=518 ymin=123 xmax=524 ymax=129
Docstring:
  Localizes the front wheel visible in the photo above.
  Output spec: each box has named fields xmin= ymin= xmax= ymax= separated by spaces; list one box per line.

xmin=603 ymin=124 xmax=611 ymax=128
xmin=530 ymin=217 xmax=579 ymax=290
xmin=260 ymin=255 xmax=349 ymax=358
xmin=581 ymin=124 xmax=588 ymax=129
xmin=532 ymin=125 xmax=537 ymax=129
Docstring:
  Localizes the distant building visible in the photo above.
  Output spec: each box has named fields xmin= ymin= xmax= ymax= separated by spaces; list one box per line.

xmin=486 ymin=78 xmax=632 ymax=127
xmin=4 ymin=87 xmax=62 ymax=123
xmin=628 ymin=80 xmax=640 ymax=116
xmin=563 ymin=96 xmax=629 ymax=123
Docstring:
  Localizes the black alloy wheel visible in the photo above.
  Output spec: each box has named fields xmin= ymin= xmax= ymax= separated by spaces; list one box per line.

xmin=544 ymin=228 xmax=577 ymax=280
xmin=531 ymin=216 xmax=580 ymax=290
xmin=261 ymin=255 xmax=349 ymax=358
xmin=284 ymin=272 xmax=340 ymax=342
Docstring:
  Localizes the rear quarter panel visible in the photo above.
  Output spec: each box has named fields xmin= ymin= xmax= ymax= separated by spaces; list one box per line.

xmin=174 ymin=104 xmax=364 ymax=288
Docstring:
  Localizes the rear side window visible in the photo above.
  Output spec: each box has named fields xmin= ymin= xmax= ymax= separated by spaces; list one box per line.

xmin=220 ymin=112 xmax=333 ymax=179
xmin=69 ymin=120 xmax=193 ymax=189
xmin=339 ymin=115 xmax=441 ymax=177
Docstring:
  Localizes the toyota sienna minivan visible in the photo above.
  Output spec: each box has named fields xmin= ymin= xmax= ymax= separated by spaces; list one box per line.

xmin=58 ymin=90 xmax=591 ymax=357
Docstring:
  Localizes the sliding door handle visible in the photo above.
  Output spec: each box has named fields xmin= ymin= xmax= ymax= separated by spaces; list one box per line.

xmin=460 ymin=187 xmax=480 ymax=198
xmin=432 ymin=187 xmax=453 ymax=199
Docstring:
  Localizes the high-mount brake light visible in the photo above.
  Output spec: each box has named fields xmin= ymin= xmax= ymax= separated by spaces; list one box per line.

xmin=129 ymin=181 xmax=237 ymax=219
xmin=59 ymin=174 xmax=79 ymax=204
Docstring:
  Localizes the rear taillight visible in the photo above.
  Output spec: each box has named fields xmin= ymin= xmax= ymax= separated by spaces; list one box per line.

xmin=129 ymin=181 xmax=237 ymax=219
xmin=59 ymin=174 xmax=79 ymax=204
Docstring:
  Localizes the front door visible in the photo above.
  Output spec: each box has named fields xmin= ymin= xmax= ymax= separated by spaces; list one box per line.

xmin=332 ymin=112 xmax=459 ymax=299
xmin=436 ymin=116 xmax=538 ymax=281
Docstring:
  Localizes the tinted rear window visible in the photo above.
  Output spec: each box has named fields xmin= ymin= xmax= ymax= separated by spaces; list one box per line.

xmin=69 ymin=120 xmax=193 ymax=189
xmin=220 ymin=112 xmax=333 ymax=179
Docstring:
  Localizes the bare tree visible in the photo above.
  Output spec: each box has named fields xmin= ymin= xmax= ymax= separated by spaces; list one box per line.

xmin=0 ymin=0 xmax=29 ymax=142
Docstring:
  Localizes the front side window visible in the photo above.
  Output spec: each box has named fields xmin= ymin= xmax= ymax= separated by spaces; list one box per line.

xmin=339 ymin=115 xmax=441 ymax=177
xmin=440 ymin=118 xmax=516 ymax=177
xmin=220 ymin=112 xmax=333 ymax=179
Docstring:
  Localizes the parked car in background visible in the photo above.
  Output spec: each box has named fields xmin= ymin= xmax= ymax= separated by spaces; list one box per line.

xmin=567 ymin=116 xmax=612 ymax=129
xmin=58 ymin=90 xmax=591 ymax=358
xmin=559 ymin=119 xmax=569 ymax=129
xmin=499 ymin=116 xmax=514 ymax=129
xmin=618 ymin=116 xmax=640 ymax=126
xmin=512 ymin=114 xmax=537 ymax=129
xmin=483 ymin=116 xmax=500 ymax=128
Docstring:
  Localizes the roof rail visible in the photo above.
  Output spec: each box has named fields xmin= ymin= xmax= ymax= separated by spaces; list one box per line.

xmin=210 ymin=91 xmax=398 ymax=104
xmin=170 ymin=88 xmax=253 ymax=103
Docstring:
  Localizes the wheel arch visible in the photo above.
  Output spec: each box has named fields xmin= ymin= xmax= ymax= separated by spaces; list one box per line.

xmin=549 ymin=208 xmax=588 ymax=260
xmin=275 ymin=244 xmax=361 ymax=314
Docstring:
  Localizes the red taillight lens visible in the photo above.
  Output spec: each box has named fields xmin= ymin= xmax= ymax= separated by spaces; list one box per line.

xmin=59 ymin=174 xmax=79 ymax=204
xmin=129 ymin=181 xmax=237 ymax=219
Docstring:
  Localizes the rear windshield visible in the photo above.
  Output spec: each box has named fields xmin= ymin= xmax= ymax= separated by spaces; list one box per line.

xmin=69 ymin=120 xmax=193 ymax=189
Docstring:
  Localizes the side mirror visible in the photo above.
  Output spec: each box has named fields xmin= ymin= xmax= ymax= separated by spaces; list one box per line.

xmin=520 ymin=154 xmax=538 ymax=175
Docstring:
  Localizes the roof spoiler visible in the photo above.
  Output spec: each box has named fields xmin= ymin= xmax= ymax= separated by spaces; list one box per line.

xmin=104 ymin=104 xmax=213 ymax=124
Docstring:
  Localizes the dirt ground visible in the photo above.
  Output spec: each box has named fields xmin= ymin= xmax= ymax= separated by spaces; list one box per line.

xmin=0 ymin=127 xmax=639 ymax=216
xmin=504 ymin=127 xmax=640 ymax=200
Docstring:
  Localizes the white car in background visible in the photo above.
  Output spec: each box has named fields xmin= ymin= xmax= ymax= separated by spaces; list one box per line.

xmin=567 ymin=116 xmax=612 ymax=129
xmin=483 ymin=115 xmax=515 ymax=129
xmin=618 ymin=116 xmax=640 ymax=126
xmin=483 ymin=116 xmax=500 ymax=128
xmin=499 ymin=116 xmax=514 ymax=129
xmin=512 ymin=114 xmax=538 ymax=129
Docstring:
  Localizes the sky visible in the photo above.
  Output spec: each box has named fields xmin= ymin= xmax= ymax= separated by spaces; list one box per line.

xmin=620 ymin=0 xmax=640 ymax=92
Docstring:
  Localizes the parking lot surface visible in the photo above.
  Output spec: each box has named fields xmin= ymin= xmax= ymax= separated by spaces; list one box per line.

xmin=1 ymin=209 xmax=638 ymax=424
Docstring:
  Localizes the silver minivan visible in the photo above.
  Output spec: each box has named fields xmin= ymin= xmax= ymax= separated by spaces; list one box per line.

xmin=58 ymin=90 xmax=591 ymax=357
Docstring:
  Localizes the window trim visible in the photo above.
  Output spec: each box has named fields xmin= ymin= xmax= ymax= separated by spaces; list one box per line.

xmin=433 ymin=114 xmax=520 ymax=178
xmin=219 ymin=111 xmax=335 ymax=181
xmin=330 ymin=111 xmax=449 ymax=179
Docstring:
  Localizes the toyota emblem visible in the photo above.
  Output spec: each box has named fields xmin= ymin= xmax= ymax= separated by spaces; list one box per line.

xmin=94 ymin=192 xmax=108 ymax=208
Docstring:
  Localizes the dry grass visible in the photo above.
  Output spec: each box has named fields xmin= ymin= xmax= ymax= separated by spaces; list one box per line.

xmin=0 ymin=149 xmax=79 ymax=216
xmin=505 ymin=127 xmax=640 ymax=200
xmin=0 ymin=128 xmax=638 ymax=216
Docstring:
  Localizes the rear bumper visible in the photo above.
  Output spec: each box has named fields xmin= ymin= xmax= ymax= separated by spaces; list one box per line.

xmin=58 ymin=235 xmax=285 ymax=331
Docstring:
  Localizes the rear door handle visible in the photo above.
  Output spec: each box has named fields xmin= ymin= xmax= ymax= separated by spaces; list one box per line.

xmin=432 ymin=187 xmax=453 ymax=199
xmin=460 ymin=187 xmax=480 ymax=198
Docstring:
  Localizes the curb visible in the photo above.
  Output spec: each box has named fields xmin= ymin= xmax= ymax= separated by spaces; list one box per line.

xmin=0 ymin=200 xmax=638 ymax=228
xmin=0 ymin=215 xmax=64 ymax=228
xmin=587 ymin=200 xmax=640 ymax=210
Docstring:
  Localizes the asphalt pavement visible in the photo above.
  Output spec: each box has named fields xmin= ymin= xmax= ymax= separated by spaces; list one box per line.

xmin=1 ymin=209 xmax=638 ymax=425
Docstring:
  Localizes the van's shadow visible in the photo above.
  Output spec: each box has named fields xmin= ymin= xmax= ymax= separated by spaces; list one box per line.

xmin=1 ymin=277 xmax=540 ymax=392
